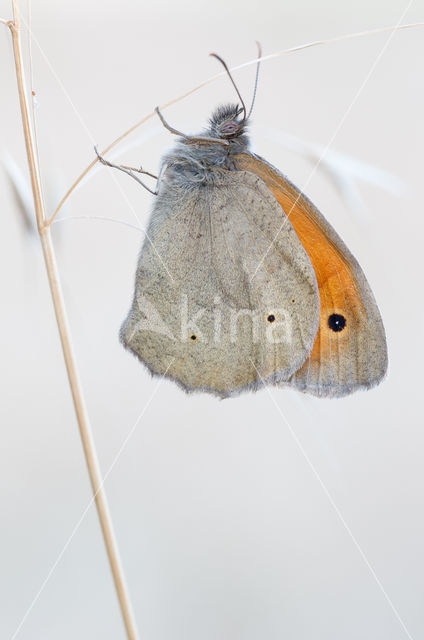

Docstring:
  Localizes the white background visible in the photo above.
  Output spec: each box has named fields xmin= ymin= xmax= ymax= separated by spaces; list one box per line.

xmin=0 ymin=0 xmax=423 ymax=638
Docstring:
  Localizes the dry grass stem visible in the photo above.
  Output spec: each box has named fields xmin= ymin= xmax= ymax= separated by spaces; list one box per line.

xmin=4 ymin=2 xmax=140 ymax=638
xmin=46 ymin=21 xmax=424 ymax=225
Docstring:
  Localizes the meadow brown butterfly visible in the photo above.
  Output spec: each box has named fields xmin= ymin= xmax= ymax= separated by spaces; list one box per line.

xmin=96 ymin=50 xmax=387 ymax=398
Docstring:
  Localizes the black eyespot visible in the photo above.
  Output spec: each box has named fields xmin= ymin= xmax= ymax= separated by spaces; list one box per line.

xmin=190 ymin=335 xmax=197 ymax=341
xmin=267 ymin=315 xmax=275 ymax=323
xmin=291 ymin=299 xmax=295 ymax=303
xmin=328 ymin=314 xmax=346 ymax=332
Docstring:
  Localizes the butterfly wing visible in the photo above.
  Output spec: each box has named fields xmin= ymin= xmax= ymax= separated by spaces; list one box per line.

xmin=233 ymin=153 xmax=388 ymax=397
xmin=120 ymin=169 xmax=319 ymax=397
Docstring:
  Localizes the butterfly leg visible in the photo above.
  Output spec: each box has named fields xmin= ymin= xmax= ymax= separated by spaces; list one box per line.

xmin=94 ymin=146 xmax=160 ymax=195
xmin=155 ymin=107 xmax=229 ymax=146
xmin=120 ymin=165 xmax=158 ymax=180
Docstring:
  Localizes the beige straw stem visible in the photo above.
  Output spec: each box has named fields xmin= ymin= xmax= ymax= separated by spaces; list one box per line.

xmin=6 ymin=2 xmax=139 ymax=638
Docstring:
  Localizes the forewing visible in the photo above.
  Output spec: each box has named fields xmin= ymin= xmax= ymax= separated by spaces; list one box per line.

xmin=233 ymin=153 xmax=388 ymax=397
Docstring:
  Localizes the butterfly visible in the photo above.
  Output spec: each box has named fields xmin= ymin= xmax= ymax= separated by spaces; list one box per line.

xmin=96 ymin=50 xmax=387 ymax=398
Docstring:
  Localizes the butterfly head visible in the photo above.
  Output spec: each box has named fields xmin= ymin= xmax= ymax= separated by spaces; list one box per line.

xmin=208 ymin=103 xmax=247 ymax=140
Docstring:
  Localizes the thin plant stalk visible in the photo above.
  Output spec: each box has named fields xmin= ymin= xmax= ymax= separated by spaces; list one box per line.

xmin=4 ymin=2 xmax=140 ymax=638
xmin=46 ymin=20 xmax=424 ymax=225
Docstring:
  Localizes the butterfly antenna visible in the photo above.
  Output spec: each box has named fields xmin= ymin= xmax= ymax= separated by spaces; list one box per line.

xmin=247 ymin=41 xmax=262 ymax=120
xmin=209 ymin=52 xmax=247 ymax=124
